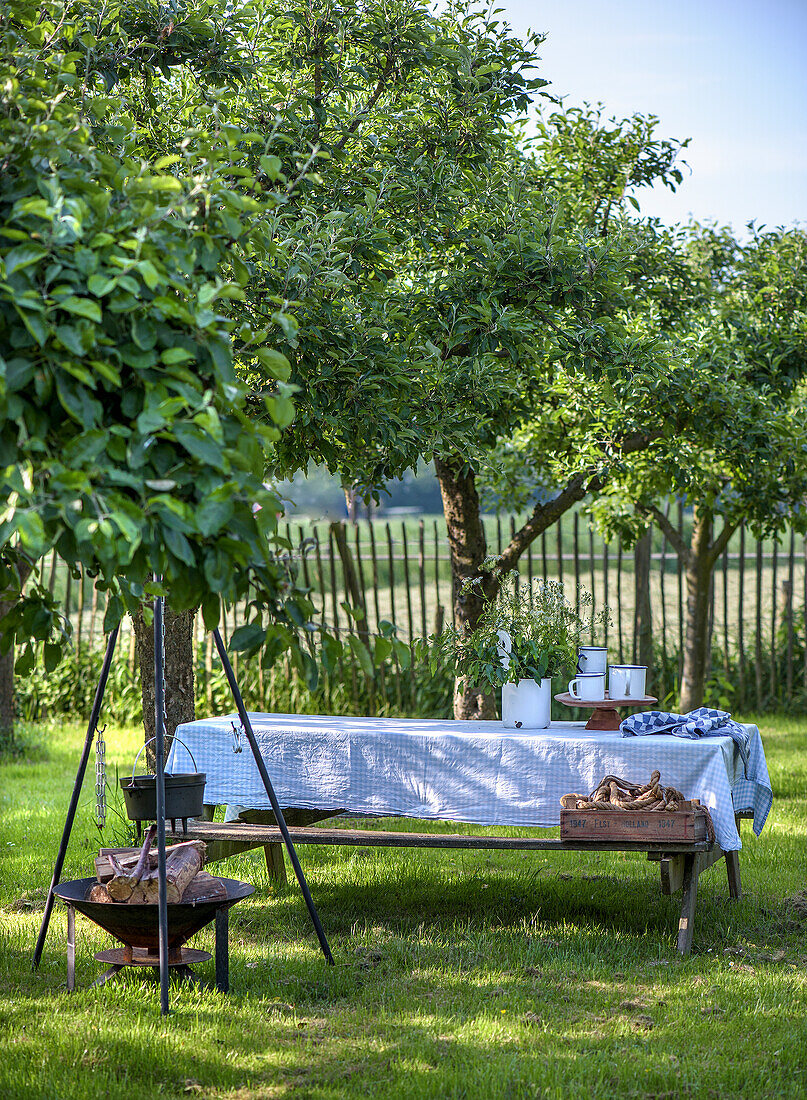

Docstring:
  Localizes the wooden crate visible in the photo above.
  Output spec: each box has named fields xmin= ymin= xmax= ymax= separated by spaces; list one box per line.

xmin=560 ymin=803 xmax=708 ymax=843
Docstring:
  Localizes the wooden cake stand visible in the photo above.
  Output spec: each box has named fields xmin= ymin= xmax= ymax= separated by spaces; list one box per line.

xmin=554 ymin=693 xmax=658 ymax=731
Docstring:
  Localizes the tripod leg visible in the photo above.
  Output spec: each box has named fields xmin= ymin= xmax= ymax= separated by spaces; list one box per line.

xmin=33 ymin=627 xmax=119 ymax=970
xmin=212 ymin=629 xmax=334 ymax=965
xmin=153 ymin=595 xmax=170 ymax=1016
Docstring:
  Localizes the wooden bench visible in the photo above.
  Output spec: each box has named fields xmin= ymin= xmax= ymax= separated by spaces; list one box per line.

xmin=169 ymin=808 xmax=752 ymax=956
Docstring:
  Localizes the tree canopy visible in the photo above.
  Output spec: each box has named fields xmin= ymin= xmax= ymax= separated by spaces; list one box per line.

xmin=0 ymin=0 xmax=313 ymax=677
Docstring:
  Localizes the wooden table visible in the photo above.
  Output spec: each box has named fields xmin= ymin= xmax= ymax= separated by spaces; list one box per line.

xmin=170 ymin=807 xmax=750 ymax=956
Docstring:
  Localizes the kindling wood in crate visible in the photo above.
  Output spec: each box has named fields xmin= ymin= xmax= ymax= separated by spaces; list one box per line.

xmin=559 ymin=769 xmax=686 ymax=811
xmin=89 ymin=827 xmax=227 ymax=905
xmin=559 ymin=770 xmax=716 ymax=843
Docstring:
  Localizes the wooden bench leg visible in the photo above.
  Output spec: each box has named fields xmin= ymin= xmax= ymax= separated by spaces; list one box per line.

xmin=264 ymin=842 xmax=287 ymax=885
xmin=726 ymin=814 xmax=743 ymax=899
xmin=677 ymin=853 xmax=700 ymax=956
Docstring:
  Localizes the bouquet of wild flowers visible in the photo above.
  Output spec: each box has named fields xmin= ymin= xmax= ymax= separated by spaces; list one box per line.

xmin=433 ymin=570 xmax=599 ymax=692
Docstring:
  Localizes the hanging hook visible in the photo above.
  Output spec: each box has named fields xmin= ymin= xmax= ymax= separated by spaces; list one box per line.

xmin=230 ymin=721 xmax=244 ymax=753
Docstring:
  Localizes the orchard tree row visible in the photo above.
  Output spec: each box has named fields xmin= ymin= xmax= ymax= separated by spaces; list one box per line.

xmin=1 ymin=0 xmax=805 ymax=737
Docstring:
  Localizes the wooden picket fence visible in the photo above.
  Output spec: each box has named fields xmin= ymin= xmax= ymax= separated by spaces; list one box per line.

xmin=43 ymin=506 xmax=807 ymax=710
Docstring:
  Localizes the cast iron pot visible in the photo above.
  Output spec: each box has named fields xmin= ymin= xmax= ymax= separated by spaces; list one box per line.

xmin=120 ymin=737 xmax=206 ymax=823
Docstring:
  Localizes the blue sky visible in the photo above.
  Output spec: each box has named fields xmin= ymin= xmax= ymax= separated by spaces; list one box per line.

xmin=498 ymin=0 xmax=806 ymax=231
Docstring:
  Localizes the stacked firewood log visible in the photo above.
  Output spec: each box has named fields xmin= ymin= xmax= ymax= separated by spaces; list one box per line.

xmin=87 ymin=825 xmax=227 ymax=905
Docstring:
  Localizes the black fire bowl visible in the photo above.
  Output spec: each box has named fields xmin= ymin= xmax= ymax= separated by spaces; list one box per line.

xmin=54 ymin=877 xmax=254 ymax=951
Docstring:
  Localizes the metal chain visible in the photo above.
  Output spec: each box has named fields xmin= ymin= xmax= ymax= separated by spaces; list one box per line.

xmin=94 ymin=724 xmax=106 ymax=829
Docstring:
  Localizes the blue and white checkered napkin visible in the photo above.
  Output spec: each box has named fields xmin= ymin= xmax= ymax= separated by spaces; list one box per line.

xmin=620 ymin=706 xmax=750 ymax=774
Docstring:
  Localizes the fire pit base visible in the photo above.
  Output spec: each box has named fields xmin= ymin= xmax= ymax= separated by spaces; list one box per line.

xmin=95 ymin=946 xmax=212 ymax=967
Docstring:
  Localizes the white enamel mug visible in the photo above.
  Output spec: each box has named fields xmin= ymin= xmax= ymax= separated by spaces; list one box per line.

xmin=609 ymin=664 xmax=647 ymax=700
xmin=576 ymin=646 xmax=608 ymax=675
xmin=567 ymin=673 xmax=605 ymax=701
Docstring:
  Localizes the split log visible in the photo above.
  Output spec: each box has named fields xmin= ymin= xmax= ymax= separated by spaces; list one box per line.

xmin=180 ymin=872 xmax=228 ymax=904
xmin=107 ymin=824 xmax=157 ymax=901
xmin=140 ymin=840 xmax=205 ymax=904
xmin=86 ymin=883 xmax=113 ymax=903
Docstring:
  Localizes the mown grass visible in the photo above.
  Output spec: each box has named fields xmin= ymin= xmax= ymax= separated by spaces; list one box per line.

xmin=1 ymin=716 xmax=806 ymax=1099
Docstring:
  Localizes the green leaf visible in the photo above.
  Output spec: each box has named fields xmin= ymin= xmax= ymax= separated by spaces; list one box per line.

xmin=58 ymin=296 xmax=102 ymax=323
xmin=43 ymin=641 xmax=62 ymax=673
xmin=5 ymin=243 xmax=47 ymax=275
xmin=230 ymin=621 xmax=266 ymax=652
xmin=348 ymin=635 xmax=374 ymax=679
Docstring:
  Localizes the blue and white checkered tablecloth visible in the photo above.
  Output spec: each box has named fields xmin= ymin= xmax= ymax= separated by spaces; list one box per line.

xmin=168 ymin=714 xmax=772 ymax=852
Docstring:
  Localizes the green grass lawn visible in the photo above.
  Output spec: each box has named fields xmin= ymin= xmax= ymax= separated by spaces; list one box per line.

xmin=1 ymin=716 xmax=806 ymax=1100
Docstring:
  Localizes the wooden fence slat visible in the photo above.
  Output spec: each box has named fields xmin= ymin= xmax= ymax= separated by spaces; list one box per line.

xmin=770 ymin=536 xmax=778 ymax=701
xmin=541 ymin=530 xmax=548 ymax=584
xmin=602 ymin=535 xmax=609 ymax=651
xmin=722 ymin=543 xmax=730 ymax=676
xmin=556 ymin=515 xmax=564 ymax=588
xmin=786 ymin=529 xmax=795 ymax=701
xmin=385 ymin=523 xmax=397 ymax=629
xmin=573 ymin=512 xmax=580 ymax=615
xmin=327 ymin=525 xmax=341 ymax=638
xmin=659 ymin=515 xmax=668 ymax=676
xmin=616 ymin=537 xmax=623 ymax=663
xmin=76 ymin=565 xmax=84 ymax=656
xmin=354 ymin=522 xmax=370 ymax=640
xmin=312 ymin=526 xmax=328 ymax=633
xmin=588 ymin=525 xmax=596 ymax=642
xmin=418 ymin=520 xmax=427 ymax=642
xmin=737 ymin=526 xmax=745 ymax=708
xmin=386 ymin=523 xmax=403 ymax=709
xmin=755 ymin=538 xmax=763 ymax=708
xmin=433 ymin=520 xmax=443 ymax=635
xmin=510 ymin=517 xmax=519 ymax=596
xmin=400 ymin=524 xmax=415 ymax=643
xmin=48 ymin=548 xmax=58 ymax=594
xmin=89 ymin=581 xmax=98 ymax=652
xmin=368 ymin=522 xmax=382 ymax=633
xmin=677 ymin=501 xmax=684 ymax=678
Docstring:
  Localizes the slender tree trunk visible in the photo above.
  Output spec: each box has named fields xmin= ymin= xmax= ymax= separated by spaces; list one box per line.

xmin=133 ymin=604 xmax=196 ymax=766
xmin=679 ymin=508 xmax=714 ymax=712
xmin=0 ymin=601 xmax=14 ymax=737
xmin=434 ymin=455 xmax=497 ymax=720
xmin=0 ymin=562 xmax=33 ymax=742
xmin=633 ymin=527 xmax=654 ymax=686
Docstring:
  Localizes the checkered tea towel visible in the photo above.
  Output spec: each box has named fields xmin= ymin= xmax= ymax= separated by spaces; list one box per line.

xmin=620 ymin=706 xmax=750 ymax=774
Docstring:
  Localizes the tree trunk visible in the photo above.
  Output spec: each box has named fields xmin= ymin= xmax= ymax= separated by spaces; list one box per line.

xmin=0 ymin=562 xmax=34 ymax=742
xmin=0 ymin=602 xmax=14 ymax=738
xmin=133 ymin=604 xmax=196 ymax=766
xmin=679 ymin=508 xmax=714 ymax=712
xmin=633 ymin=528 xmax=654 ymax=687
xmin=434 ymin=455 xmax=497 ymax=720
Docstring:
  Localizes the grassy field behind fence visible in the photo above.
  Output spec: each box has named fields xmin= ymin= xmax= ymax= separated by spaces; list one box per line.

xmin=1 ymin=717 xmax=805 ymax=1099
